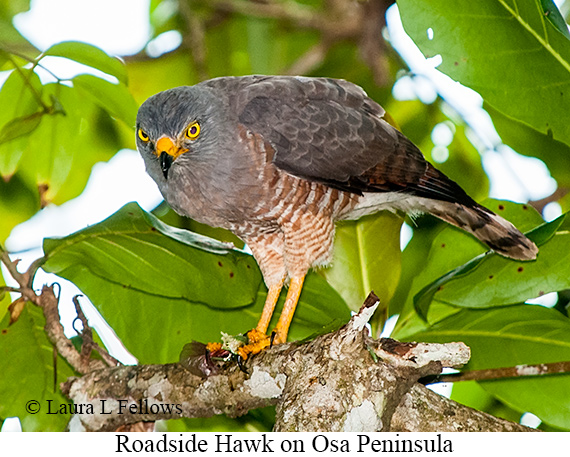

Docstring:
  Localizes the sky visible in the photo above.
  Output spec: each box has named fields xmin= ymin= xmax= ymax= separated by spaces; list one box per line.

xmin=2 ymin=0 xmax=564 ymax=431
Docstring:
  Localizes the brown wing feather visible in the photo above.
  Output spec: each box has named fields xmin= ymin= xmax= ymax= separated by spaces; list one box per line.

xmin=221 ymin=75 xmax=476 ymax=208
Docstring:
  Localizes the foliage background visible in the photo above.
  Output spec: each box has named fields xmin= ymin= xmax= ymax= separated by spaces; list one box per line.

xmin=1 ymin=0 xmax=570 ymax=431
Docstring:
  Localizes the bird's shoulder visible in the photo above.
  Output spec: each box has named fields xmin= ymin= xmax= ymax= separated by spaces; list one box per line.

xmin=198 ymin=75 xmax=384 ymax=118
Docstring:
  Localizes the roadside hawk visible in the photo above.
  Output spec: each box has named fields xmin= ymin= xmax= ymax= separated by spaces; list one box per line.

xmin=136 ymin=75 xmax=538 ymax=358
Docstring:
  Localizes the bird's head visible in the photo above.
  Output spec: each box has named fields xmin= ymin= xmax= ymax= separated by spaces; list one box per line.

xmin=135 ymin=86 xmax=222 ymax=182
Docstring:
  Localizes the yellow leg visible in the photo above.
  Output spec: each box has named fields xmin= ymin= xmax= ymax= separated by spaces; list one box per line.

xmin=255 ymin=280 xmax=284 ymax=334
xmin=272 ymin=275 xmax=305 ymax=344
xmin=238 ymin=279 xmax=284 ymax=359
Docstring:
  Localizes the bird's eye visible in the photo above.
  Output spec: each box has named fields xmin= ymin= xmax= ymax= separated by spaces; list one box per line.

xmin=138 ymin=128 xmax=150 ymax=142
xmin=185 ymin=122 xmax=200 ymax=140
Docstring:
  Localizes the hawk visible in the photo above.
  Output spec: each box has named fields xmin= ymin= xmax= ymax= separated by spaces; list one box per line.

xmin=136 ymin=76 xmax=537 ymax=358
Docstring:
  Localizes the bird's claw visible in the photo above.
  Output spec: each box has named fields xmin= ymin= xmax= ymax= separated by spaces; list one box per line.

xmin=236 ymin=355 xmax=248 ymax=373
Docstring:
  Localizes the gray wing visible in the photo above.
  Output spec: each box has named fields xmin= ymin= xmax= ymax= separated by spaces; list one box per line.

xmin=205 ymin=75 xmax=476 ymax=206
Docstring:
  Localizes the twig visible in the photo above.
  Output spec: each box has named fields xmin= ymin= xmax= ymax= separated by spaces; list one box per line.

xmin=1 ymin=251 xmax=36 ymax=303
xmin=204 ymin=0 xmax=321 ymax=29
xmin=423 ymin=360 xmax=570 ymax=384
xmin=39 ymin=285 xmax=107 ymax=374
xmin=72 ymin=295 xmax=121 ymax=368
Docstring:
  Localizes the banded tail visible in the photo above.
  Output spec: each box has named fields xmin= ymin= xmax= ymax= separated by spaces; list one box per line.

xmin=422 ymin=199 xmax=538 ymax=261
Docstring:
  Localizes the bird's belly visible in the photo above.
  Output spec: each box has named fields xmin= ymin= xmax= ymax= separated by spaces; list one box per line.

xmin=339 ymin=192 xmax=417 ymax=221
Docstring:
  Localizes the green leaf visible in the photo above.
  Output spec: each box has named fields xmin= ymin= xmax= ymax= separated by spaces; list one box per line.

xmin=398 ymin=0 xmax=570 ymax=147
xmin=486 ymin=103 xmax=570 ymax=187
xmin=409 ymin=305 xmax=570 ymax=429
xmin=42 ymin=203 xmax=349 ymax=363
xmin=450 ymin=381 xmax=524 ymax=425
xmin=0 ymin=0 xmax=31 ymax=19
xmin=393 ymin=200 xmax=543 ymax=333
xmin=321 ymin=212 xmax=402 ymax=314
xmin=48 ymin=102 xmax=123 ymax=206
xmin=418 ymin=213 xmax=568 ymax=313
xmin=540 ymin=0 xmax=570 ymax=39
xmin=19 ymin=83 xmax=81 ymax=204
xmin=0 ymin=67 xmax=128 ymax=207
xmin=320 ymin=211 xmax=402 ymax=336
xmin=0 ymin=175 xmax=38 ymax=243
xmin=43 ymin=41 xmax=128 ymax=84
xmin=72 ymin=74 xmax=137 ymax=127
xmin=0 ymin=304 xmax=77 ymax=431
xmin=43 ymin=203 xmax=261 ymax=308
xmin=0 ymin=268 xmax=11 ymax=319
xmin=53 ymin=264 xmax=347 ymax=364
xmin=0 ymin=2 xmax=37 ymax=60
xmin=0 ymin=111 xmax=43 ymax=143
xmin=0 ymin=68 xmax=43 ymax=177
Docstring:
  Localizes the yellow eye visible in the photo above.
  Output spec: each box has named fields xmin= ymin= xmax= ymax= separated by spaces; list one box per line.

xmin=138 ymin=128 xmax=150 ymax=142
xmin=185 ymin=122 xmax=200 ymax=140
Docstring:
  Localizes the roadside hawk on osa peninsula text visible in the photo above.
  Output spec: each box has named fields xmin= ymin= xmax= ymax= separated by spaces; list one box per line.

xmin=136 ymin=75 xmax=538 ymax=358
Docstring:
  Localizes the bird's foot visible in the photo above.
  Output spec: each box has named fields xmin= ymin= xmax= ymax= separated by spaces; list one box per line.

xmin=205 ymin=328 xmax=284 ymax=362
xmin=237 ymin=329 xmax=272 ymax=360
xmin=237 ymin=327 xmax=290 ymax=360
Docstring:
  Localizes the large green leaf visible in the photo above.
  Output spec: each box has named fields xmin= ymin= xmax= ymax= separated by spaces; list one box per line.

xmin=416 ymin=212 xmax=568 ymax=316
xmin=44 ymin=41 xmax=128 ymax=84
xmin=42 ymin=203 xmax=350 ymax=363
xmin=397 ymin=0 xmax=570 ymax=147
xmin=0 ymin=266 xmax=10 ymax=318
xmin=486 ymin=103 xmax=570 ymax=187
xmin=43 ymin=203 xmax=261 ymax=308
xmin=409 ymin=305 xmax=570 ymax=429
xmin=450 ymin=381 xmax=523 ymax=426
xmin=0 ymin=304 xmax=77 ymax=431
xmin=392 ymin=200 xmax=543 ymax=336
xmin=321 ymin=212 xmax=402 ymax=314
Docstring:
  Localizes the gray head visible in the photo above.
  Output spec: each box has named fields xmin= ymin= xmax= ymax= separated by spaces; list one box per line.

xmin=135 ymin=86 xmax=224 ymax=184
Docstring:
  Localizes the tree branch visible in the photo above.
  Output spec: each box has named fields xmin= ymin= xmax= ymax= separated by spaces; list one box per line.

xmin=60 ymin=294 xmax=533 ymax=432
xmin=424 ymin=360 xmax=570 ymax=384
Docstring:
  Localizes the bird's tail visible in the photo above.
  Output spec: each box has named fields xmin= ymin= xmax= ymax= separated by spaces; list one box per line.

xmin=420 ymin=199 xmax=538 ymax=261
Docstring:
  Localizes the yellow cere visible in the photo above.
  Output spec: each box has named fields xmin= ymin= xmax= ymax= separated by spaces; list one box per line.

xmin=186 ymin=122 xmax=200 ymax=140
xmin=138 ymin=128 xmax=150 ymax=142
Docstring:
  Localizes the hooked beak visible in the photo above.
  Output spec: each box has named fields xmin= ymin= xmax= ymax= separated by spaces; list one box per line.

xmin=155 ymin=136 xmax=188 ymax=179
xmin=160 ymin=152 xmax=173 ymax=179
